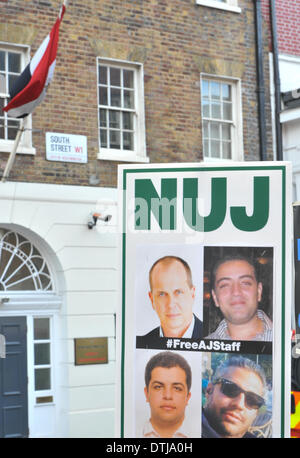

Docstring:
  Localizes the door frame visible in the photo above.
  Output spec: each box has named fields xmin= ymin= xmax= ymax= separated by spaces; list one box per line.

xmin=0 ymin=303 xmax=62 ymax=437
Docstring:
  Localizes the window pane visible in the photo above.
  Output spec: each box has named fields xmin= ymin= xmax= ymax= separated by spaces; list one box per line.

xmin=202 ymin=100 xmax=210 ymax=117
xmin=123 ymin=112 xmax=133 ymax=130
xmin=211 ymin=82 xmax=221 ymax=100
xmin=201 ymin=80 xmax=209 ymax=98
xmin=99 ymin=86 xmax=108 ymax=105
xmin=34 ymin=318 xmax=50 ymax=340
xmin=203 ymin=120 xmax=209 ymax=138
xmin=35 ymin=368 xmax=51 ymax=391
xmin=36 ymin=396 xmax=53 ymax=404
xmin=100 ymin=129 xmax=107 ymax=147
xmin=110 ymin=67 xmax=120 ymax=86
xmin=211 ymin=102 xmax=221 ymax=119
xmin=5 ymin=255 xmax=25 ymax=282
xmin=7 ymin=120 xmax=19 ymax=140
xmin=123 ymin=131 xmax=133 ymax=150
xmin=99 ymin=109 xmax=107 ymax=127
xmin=111 ymin=88 xmax=121 ymax=107
xmin=8 ymin=52 xmax=21 ymax=73
xmin=98 ymin=65 xmax=107 ymax=85
xmin=40 ymin=273 xmax=52 ymax=290
xmin=6 ymin=276 xmax=35 ymax=290
xmin=211 ymin=122 xmax=220 ymax=139
xmin=0 ymin=51 xmax=5 ymax=71
xmin=222 ymin=123 xmax=231 ymax=140
xmin=203 ymin=139 xmax=209 ymax=156
xmin=109 ymin=110 xmax=120 ymax=129
xmin=0 ymin=73 xmax=5 ymax=93
xmin=124 ymin=90 xmax=134 ymax=109
xmin=223 ymin=102 xmax=232 ymax=120
xmin=211 ymin=140 xmax=220 ymax=157
xmin=34 ymin=343 xmax=50 ymax=365
xmin=109 ymin=130 xmax=120 ymax=149
xmin=8 ymin=74 xmax=18 ymax=93
xmin=222 ymin=83 xmax=231 ymax=101
xmin=223 ymin=141 xmax=232 ymax=159
xmin=123 ymin=70 xmax=134 ymax=88
xmin=0 ymin=111 xmax=4 ymax=138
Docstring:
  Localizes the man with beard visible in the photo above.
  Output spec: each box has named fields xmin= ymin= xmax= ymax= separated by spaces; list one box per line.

xmin=206 ymin=255 xmax=272 ymax=341
xmin=202 ymin=356 xmax=267 ymax=438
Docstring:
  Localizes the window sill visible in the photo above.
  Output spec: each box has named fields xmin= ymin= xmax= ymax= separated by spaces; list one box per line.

xmin=203 ymin=156 xmax=241 ymax=162
xmin=35 ymin=401 xmax=55 ymax=407
xmin=98 ymin=150 xmax=149 ymax=163
xmin=0 ymin=141 xmax=36 ymax=155
xmin=195 ymin=0 xmax=241 ymax=14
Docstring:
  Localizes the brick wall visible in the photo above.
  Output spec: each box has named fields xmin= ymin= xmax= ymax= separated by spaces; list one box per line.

xmin=261 ymin=0 xmax=300 ymax=57
xmin=0 ymin=0 xmax=273 ymax=187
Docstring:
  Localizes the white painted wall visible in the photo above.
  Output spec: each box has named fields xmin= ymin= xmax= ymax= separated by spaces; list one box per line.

xmin=279 ymin=55 xmax=300 ymax=202
xmin=279 ymin=54 xmax=300 ymax=93
xmin=0 ymin=181 xmax=118 ymax=438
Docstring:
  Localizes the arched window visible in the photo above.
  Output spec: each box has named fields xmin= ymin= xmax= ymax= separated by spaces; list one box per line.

xmin=0 ymin=229 xmax=53 ymax=292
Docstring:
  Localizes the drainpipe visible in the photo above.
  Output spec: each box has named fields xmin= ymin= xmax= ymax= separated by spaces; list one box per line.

xmin=254 ymin=0 xmax=267 ymax=161
xmin=269 ymin=0 xmax=283 ymax=161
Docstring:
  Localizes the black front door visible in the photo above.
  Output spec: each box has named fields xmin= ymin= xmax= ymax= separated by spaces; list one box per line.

xmin=0 ymin=316 xmax=28 ymax=438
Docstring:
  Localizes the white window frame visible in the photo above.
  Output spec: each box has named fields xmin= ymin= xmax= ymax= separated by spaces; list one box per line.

xmin=97 ymin=57 xmax=148 ymax=163
xmin=195 ymin=0 xmax=241 ymax=14
xmin=200 ymin=74 xmax=244 ymax=162
xmin=0 ymin=42 xmax=36 ymax=155
xmin=32 ymin=315 xmax=54 ymax=406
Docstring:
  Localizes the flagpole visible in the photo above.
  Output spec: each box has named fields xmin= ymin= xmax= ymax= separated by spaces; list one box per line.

xmin=1 ymin=119 xmax=25 ymax=182
xmin=1 ymin=1 xmax=67 ymax=183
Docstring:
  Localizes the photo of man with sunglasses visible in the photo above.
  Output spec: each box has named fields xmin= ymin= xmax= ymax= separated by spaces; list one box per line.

xmin=202 ymin=355 xmax=269 ymax=438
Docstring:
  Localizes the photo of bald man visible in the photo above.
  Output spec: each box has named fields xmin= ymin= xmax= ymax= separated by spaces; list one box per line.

xmin=143 ymin=255 xmax=203 ymax=339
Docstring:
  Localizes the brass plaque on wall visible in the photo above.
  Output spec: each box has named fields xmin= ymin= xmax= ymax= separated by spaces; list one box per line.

xmin=74 ymin=337 xmax=108 ymax=365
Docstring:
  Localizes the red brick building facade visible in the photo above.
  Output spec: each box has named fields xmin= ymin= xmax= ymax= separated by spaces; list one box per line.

xmin=261 ymin=0 xmax=300 ymax=202
xmin=262 ymin=0 xmax=300 ymax=56
xmin=0 ymin=0 xmax=273 ymax=188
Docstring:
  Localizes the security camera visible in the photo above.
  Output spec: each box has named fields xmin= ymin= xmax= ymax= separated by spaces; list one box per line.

xmin=87 ymin=219 xmax=95 ymax=229
xmin=88 ymin=212 xmax=112 ymax=229
xmin=99 ymin=214 xmax=112 ymax=223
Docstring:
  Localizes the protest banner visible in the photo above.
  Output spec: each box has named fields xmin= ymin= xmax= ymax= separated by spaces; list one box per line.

xmin=117 ymin=162 xmax=292 ymax=438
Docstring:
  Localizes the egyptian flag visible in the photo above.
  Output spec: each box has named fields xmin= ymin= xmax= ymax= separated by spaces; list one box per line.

xmin=2 ymin=4 xmax=66 ymax=118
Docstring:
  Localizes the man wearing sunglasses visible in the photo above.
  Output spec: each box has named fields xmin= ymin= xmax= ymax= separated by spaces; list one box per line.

xmin=202 ymin=356 xmax=267 ymax=438
xmin=206 ymin=254 xmax=272 ymax=341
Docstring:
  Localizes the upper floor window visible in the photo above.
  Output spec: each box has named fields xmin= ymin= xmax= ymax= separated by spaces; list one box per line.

xmin=97 ymin=59 xmax=148 ymax=163
xmin=195 ymin=0 xmax=241 ymax=13
xmin=201 ymin=76 xmax=243 ymax=161
xmin=0 ymin=44 xmax=35 ymax=155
